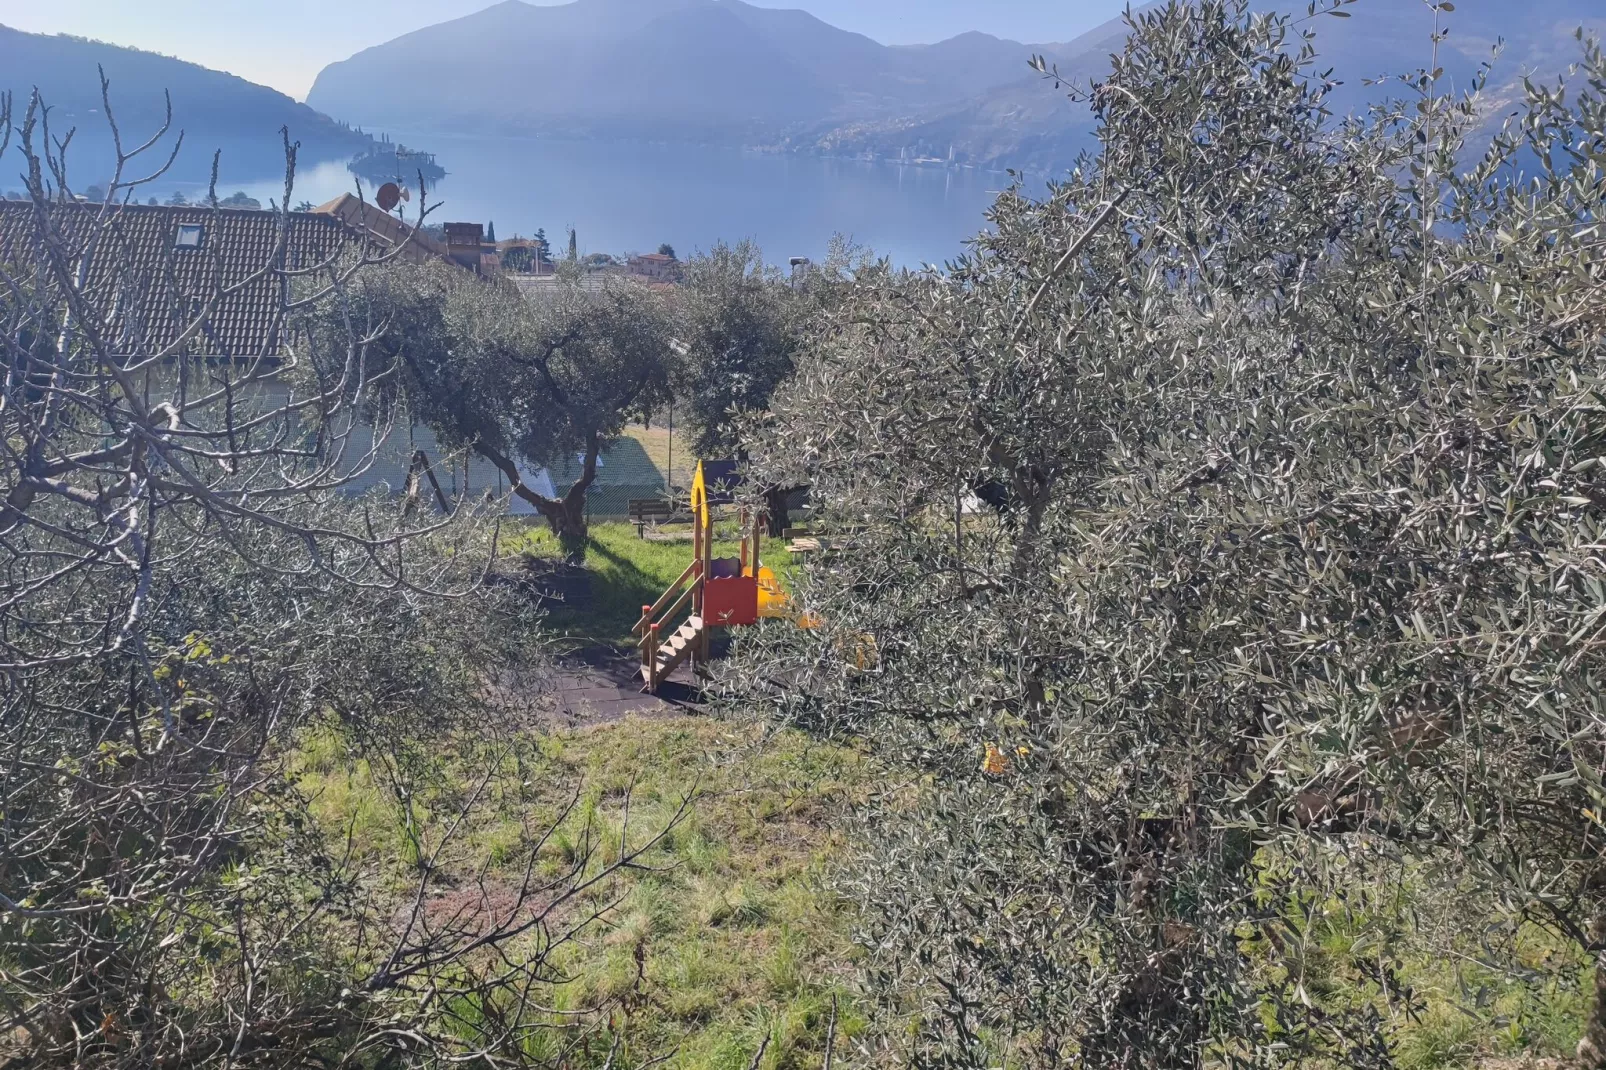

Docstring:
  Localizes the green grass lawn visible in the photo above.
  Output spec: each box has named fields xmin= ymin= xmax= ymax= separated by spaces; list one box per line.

xmin=295 ymin=714 xmax=870 ymax=1070
xmin=289 ymin=524 xmax=860 ymax=1068
xmin=622 ymin=423 xmax=696 ymax=492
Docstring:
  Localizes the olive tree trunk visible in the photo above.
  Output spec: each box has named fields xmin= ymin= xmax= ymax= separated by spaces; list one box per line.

xmin=475 ymin=433 xmax=602 ymax=561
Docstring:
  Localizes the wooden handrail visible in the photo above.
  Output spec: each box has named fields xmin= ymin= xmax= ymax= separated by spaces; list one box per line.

xmin=658 ymin=581 xmax=697 ymax=635
xmin=634 ymin=560 xmax=702 ymax=637
xmin=638 ymin=578 xmax=702 ymax=691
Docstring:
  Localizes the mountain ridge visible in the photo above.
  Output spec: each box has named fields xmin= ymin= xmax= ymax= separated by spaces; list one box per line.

xmin=306 ymin=0 xmax=1060 ymax=140
xmin=305 ymin=0 xmax=1606 ymax=174
xmin=793 ymin=0 xmax=1605 ymax=171
xmin=0 ymin=24 xmax=375 ymax=186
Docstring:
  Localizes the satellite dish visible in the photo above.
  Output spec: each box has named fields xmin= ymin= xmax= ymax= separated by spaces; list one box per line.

xmin=376 ymin=182 xmax=401 ymax=212
xmin=398 ymin=186 xmax=411 ymax=203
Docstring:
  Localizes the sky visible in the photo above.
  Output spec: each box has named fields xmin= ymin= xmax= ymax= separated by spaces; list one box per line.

xmin=0 ymin=0 xmax=1131 ymax=102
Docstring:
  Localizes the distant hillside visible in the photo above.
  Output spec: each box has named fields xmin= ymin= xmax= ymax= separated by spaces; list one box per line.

xmin=777 ymin=8 xmax=1140 ymax=171
xmin=306 ymin=0 xmax=1056 ymax=141
xmin=794 ymin=0 xmax=1606 ymax=172
xmin=308 ymin=0 xmax=1605 ymax=175
xmin=0 ymin=25 xmax=374 ymax=185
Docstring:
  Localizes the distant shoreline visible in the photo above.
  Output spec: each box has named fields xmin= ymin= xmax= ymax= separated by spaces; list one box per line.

xmin=324 ymin=124 xmax=1057 ymax=181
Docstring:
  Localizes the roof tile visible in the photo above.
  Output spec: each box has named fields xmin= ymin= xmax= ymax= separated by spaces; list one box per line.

xmin=0 ymin=200 xmax=366 ymax=358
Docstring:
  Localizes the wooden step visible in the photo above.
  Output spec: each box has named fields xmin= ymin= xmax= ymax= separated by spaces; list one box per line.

xmin=645 ymin=654 xmax=690 ymax=680
xmin=641 ymin=616 xmax=706 ymax=689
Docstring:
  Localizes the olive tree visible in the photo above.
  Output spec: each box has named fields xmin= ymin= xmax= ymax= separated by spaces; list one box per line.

xmin=355 ymin=263 xmax=675 ymax=554
xmin=675 ymin=241 xmax=804 ymax=457
xmin=675 ymin=239 xmax=870 ymax=531
xmin=733 ymin=2 xmax=1606 ymax=1066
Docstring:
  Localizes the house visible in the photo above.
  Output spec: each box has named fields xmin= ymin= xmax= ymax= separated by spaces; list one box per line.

xmin=626 ymin=252 xmax=680 ymax=282
xmin=0 ymin=199 xmax=363 ymax=358
xmin=0 ymin=199 xmax=548 ymax=514
xmin=441 ymin=221 xmax=503 ymax=275
xmin=311 ymin=192 xmax=447 ymax=263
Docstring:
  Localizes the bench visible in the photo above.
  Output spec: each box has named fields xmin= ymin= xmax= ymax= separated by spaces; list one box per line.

xmin=629 ymin=498 xmax=692 ymax=536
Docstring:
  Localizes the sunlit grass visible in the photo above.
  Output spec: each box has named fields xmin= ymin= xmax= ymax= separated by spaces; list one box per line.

xmin=290 ymin=523 xmax=1590 ymax=1069
xmin=292 ymin=713 xmax=871 ymax=1069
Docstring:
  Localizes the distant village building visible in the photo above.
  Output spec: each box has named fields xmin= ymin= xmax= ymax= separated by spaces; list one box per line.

xmin=444 ymin=221 xmax=489 ymax=273
xmin=626 ymin=252 xmax=679 ymax=282
xmin=313 ymin=196 xmax=498 ymax=278
xmin=312 ymin=193 xmax=447 ymax=262
xmin=511 ymin=271 xmax=613 ymax=302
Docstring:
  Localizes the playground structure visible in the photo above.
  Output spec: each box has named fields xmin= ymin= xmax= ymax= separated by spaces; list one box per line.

xmin=633 ymin=462 xmax=789 ymax=692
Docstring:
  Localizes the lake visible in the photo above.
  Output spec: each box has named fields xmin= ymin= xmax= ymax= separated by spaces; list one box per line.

xmin=206 ymin=133 xmax=1022 ymax=267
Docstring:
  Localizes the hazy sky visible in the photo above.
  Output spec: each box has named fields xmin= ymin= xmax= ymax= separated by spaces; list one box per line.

xmin=0 ymin=0 xmax=1131 ymax=102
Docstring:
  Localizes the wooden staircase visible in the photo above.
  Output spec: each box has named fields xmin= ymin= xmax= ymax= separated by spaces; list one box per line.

xmin=641 ymin=614 xmax=705 ymax=688
xmin=635 ymin=559 xmax=707 ymax=693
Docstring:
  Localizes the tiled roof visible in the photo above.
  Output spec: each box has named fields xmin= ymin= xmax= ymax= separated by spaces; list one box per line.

xmin=312 ymin=193 xmax=448 ymax=261
xmin=0 ymin=200 xmax=366 ymax=358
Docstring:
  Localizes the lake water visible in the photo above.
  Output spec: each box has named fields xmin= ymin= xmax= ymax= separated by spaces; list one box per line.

xmin=210 ymin=133 xmax=1020 ymax=267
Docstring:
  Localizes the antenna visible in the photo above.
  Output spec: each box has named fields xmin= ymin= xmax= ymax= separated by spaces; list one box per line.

xmin=377 ymin=182 xmax=402 ymax=212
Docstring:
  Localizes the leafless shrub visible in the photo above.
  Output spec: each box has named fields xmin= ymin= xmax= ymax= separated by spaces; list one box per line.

xmin=0 ymin=79 xmax=684 ymax=1067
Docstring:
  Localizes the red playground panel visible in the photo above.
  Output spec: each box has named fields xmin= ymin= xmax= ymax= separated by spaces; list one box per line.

xmin=703 ymin=576 xmax=759 ymax=627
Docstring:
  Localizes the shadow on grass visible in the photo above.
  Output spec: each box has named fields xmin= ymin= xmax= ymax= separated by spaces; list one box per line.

xmin=565 ymin=537 xmax=668 ymax=644
xmin=510 ymin=522 xmax=743 ymax=648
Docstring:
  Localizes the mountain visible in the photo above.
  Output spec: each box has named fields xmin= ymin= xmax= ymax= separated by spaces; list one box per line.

xmin=798 ymin=0 xmax=1606 ymax=172
xmin=306 ymin=0 xmax=1048 ymax=140
xmin=306 ymin=0 xmax=1604 ymax=173
xmin=0 ymin=25 xmax=373 ymax=187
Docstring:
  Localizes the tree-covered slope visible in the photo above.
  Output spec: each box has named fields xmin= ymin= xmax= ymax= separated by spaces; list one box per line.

xmin=304 ymin=0 xmax=1058 ymax=140
xmin=0 ymin=24 xmax=373 ymax=183
xmin=798 ymin=0 xmax=1606 ymax=172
